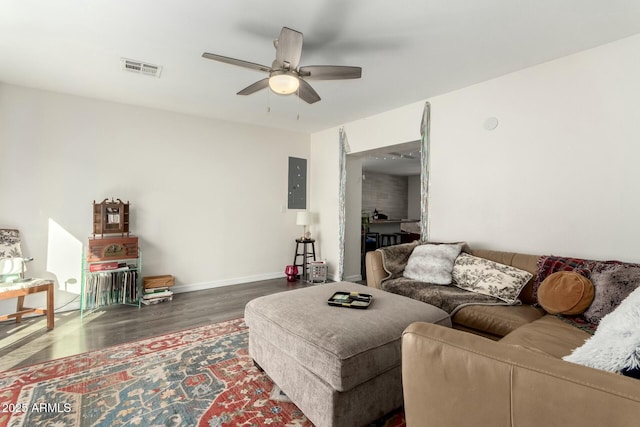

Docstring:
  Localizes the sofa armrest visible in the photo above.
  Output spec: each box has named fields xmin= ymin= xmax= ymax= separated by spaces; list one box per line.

xmin=402 ymin=322 xmax=640 ymax=427
xmin=365 ymin=250 xmax=388 ymax=289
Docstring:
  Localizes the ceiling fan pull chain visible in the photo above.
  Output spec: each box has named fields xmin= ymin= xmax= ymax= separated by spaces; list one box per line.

xmin=267 ymin=88 xmax=271 ymax=113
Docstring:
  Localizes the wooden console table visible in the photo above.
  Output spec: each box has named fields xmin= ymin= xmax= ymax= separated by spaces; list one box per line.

xmin=0 ymin=279 xmax=54 ymax=330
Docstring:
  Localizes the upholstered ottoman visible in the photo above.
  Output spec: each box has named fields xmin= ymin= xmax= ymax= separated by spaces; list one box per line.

xmin=244 ymin=281 xmax=451 ymax=427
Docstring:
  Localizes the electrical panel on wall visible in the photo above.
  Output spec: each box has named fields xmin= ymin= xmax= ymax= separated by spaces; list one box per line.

xmin=288 ymin=157 xmax=307 ymax=209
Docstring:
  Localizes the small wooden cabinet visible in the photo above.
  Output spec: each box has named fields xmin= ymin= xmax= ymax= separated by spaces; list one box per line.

xmin=93 ymin=198 xmax=130 ymax=236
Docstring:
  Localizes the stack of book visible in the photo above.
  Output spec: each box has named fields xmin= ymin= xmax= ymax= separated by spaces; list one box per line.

xmin=84 ymin=269 xmax=139 ymax=308
xmin=141 ymin=287 xmax=173 ymax=305
xmin=141 ymin=274 xmax=175 ymax=305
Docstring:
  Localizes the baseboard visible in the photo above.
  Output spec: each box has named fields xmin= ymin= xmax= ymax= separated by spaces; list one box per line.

xmin=44 ymin=272 xmax=287 ymax=314
xmin=171 ymin=272 xmax=286 ymax=294
xmin=326 ymin=272 xmax=363 ymax=283
xmin=343 ymin=274 xmax=363 ymax=283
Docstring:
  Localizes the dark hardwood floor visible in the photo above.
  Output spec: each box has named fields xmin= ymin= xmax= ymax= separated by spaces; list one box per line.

xmin=0 ymin=278 xmax=315 ymax=371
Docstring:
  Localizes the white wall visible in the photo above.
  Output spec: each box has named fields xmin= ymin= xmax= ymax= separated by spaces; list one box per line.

xmin=308 ymin=127 xmax=340 ymax=277
xmin=341 ymin=103 xmax=425 ymax=154
xmin=428 ymin=34 xmax=640 ymax=261
xmin=0 ymin=83 xmax=309 ymax=313
xmin=407 ymin=175 xmax=421 ymax=219
xmin=311 ymin=33 xmax=640 ymax=272
xmin=344 ymin=156 xmax=363 ymax=282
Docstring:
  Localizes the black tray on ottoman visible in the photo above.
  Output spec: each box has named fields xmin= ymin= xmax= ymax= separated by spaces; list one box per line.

xmin=327 ymin=291 xmax=373 ymax=309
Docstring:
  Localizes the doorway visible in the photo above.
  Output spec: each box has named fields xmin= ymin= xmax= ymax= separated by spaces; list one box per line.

xmin=344 ymin=141 xmax=422 ymax=282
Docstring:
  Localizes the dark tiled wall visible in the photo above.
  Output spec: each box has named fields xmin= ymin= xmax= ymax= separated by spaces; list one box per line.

xmin=362 ymin=172 xmax=408 ymax=219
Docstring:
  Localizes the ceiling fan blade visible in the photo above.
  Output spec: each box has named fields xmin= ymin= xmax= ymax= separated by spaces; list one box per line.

xmin=275 ymin=27 xmax=303 ymax=70
xmin=297 ymin=79 xmax=321 ymax=104
xmin=202 ymin=52 xmax=271 ymax=73
xmin=237 ymin=78 xmax=270 ymax=96
xmin=298 ymin=65 xmax=362 ymax=80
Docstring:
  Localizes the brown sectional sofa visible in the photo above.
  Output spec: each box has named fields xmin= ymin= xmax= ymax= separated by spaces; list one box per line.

xmin=365 ymin=245 xmax=640 ymax=426
xmin=367 ymin=246 xmax=545 ymax=338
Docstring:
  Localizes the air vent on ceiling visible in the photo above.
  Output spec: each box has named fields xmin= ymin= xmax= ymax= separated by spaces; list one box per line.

xmin=121 ymin=58 xmax=162 ymax=78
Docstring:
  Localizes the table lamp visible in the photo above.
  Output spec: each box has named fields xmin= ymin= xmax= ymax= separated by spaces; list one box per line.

xmin=296 ymin=211 xmax=312 ymax=240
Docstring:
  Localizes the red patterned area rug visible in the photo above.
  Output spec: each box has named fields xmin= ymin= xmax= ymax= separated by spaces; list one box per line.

xmin=0 ymin=318 xmax=405 ymax=427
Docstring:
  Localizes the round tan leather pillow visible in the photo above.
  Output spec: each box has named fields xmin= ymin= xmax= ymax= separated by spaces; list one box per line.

xmin=538 ymin=271 xmax=595 ymax=315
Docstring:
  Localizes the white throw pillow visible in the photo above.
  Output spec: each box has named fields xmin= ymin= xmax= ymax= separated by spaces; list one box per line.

xmin=563 ymin=286 xmax=640 ymax=373
xmin=403 ymin=243 xmax=463 ymax=285
xmin=452 ymin=253 xmax=532 ymax=304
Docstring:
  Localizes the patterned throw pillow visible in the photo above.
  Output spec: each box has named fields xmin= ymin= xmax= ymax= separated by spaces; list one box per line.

xmin=0 ymin=229 xmax=22 ymax=258
xmin=452 ymin=253 xmax=533 ymax=304
xmin=403 ymin=243 xmax=463 ymax=285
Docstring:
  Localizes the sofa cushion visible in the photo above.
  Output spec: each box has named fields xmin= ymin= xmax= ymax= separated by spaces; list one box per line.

xmin=403 ymin=243 xmax=462 ymax=285
xmin=500 ymin=315 xmax=591 ymax=358
xmin=537 ymin=271 xmax=595 ymax=315
xmin=452 ymin=304 xmax=545 ymax=338
xmin=583 ymin=263 xmax=640 ymax=324
xmin=452 ymin=253 xmax=533 ymax=304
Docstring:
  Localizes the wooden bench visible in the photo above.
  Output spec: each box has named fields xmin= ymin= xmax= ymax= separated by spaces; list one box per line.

xmin=0 ymin=279 xmax=54 ymax=330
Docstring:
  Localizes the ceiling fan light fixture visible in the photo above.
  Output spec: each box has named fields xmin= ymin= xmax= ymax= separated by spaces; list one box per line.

xmin=202 ymin=27 xmax=360 ymax=103
xmin=269 ymin=71 xmax=299 ymax=95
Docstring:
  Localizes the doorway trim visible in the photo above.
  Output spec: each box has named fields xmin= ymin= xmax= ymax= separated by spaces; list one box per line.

xmin=337 ymin=127 xmax=349 ymax=281
xmin=420 ymin=101 xmax=431 ymax=242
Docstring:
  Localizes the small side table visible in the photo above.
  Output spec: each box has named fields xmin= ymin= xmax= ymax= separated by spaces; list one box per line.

xmin=293 ymin=238 xmax=316 ymax=281
xmin=0 ymin=279 xmax=55 ymax=330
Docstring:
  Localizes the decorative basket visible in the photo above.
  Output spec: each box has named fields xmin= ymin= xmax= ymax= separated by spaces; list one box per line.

xmin=308 ymin=262 xmax=327 ymax=283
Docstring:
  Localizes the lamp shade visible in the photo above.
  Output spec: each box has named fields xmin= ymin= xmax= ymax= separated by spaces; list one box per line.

xmin=296 ymin=211 xmax=311 ymax=226
xmin=269 ymin=72 xmax=300 ymax=95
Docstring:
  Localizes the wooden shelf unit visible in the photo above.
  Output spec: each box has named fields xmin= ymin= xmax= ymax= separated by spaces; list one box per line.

xmin=81 ymin=239 xmax=142 ymax=317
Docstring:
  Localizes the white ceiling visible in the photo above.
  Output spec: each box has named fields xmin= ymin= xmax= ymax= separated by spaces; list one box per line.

xmin=2 ymin=1 xmax=640 ymax=134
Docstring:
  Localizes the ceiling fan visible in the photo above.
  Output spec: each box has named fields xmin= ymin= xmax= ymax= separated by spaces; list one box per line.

xmin=202 ymin=27 xmax=362 ymax=104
